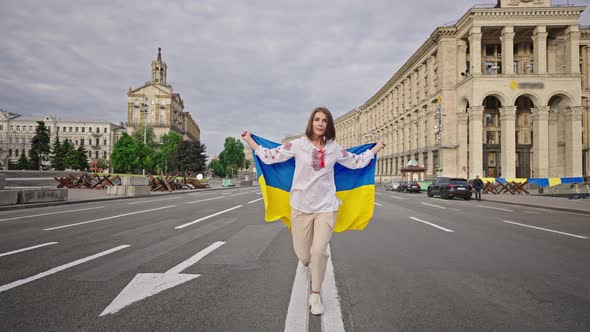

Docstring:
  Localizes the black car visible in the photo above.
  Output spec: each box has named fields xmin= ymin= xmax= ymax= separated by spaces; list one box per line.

xmin=397 ymin=181 xmax=421 ymax=193
xmin=427 ymin=177 xmax=472 ymax=200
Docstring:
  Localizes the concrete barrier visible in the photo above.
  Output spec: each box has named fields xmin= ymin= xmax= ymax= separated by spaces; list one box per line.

xmin=17 ymin=188 xmax=68 ymax=204
xmin=0 ymin=174 xmax=5 ymax=190
xmin=125 ymin=186 xmax=151 ymax=197
xmin=121 ymin=176 xmax=149 ymax=186
xmin=0 ymin=190 xmax=19 ymax=206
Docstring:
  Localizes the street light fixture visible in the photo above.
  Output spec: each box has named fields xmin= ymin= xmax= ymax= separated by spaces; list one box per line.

xmin=140 ymin=98 xmax=149 ymax=175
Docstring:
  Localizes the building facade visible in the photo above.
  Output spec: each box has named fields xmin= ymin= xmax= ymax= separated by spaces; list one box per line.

xmin=332 ymin=0 xmax=589 ymax=181
xmin=0 ymin=110 xmax=125 ymax=169
xmin=127 ymin=48 xmax=201 ymax=144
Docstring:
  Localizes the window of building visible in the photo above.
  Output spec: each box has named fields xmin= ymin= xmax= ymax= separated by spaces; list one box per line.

xmin=513 ymin=61 xmax=519 ymax=74
xmin=75 ymin=140 xmax=78 ymax=145
xmin=57 ymin=127 xmax=60 ymax=133
xmin=15 ymin=149 xmax=19 ymax=156
xmin=69 ymin=127 xmax=72 ymax=132
xmin=88 ymin=127 xmax=92 ymax=133
xmin=63 ymin=127 xmax=66 ymax=132
xmin=96 ymin=138 xmax=99 ymax=146
xmin=103 ymin=139 xmax=107 ymax=145
xmin=80 ymin=139 xmax=85 ymax=146
xmin=88 ymin=151 xmax=92 ymax=157
xmin=96 ymin=127 xmax=99 ymax=133
xmin=81 ymin=127 xmax=85 ymax=133
xmin=9 ymin=149 xmax=12 ymax=157
xmin=104 ymin=127 xmax=107 ymax=133
xmin=16 ymin=125 xmax=20 ymax=131
xmin=75 ymin=127 xmax=79 ymax=133
xmin=103 ymin=151 xmax=107 ymax=159
xmin=95 ymin=151 xmax=99 ymax=159
xmin=29 ymin=126 xmax=32 ymax=131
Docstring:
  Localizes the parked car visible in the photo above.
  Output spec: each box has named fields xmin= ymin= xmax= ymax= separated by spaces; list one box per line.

xmin=397 ymin=181 xmax=421 ymax=193
xmin=385 ymin=181 xmax=401 ymax=191
xmin=427 ymin=177 xmax=473 ymax=200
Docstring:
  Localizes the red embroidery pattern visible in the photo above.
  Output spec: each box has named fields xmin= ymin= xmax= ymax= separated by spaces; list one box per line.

xmin=341 ymin=150 xmax=349 ymax=158
xmin=283 ymin=142 xmax=292 ymax=151
xmin=311 ymin=149 xmax=325 ymax=171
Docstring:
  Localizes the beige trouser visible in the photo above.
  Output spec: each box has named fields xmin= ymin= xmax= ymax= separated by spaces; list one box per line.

xmin=290 ymin=208 xmax=336 ymax=293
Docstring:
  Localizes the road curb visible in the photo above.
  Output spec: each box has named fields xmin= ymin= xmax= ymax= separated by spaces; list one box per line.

xmin=481 ymin=199 xmax=590 ymax=215
xmin=0 ymin=185 xmax=251 ymax=212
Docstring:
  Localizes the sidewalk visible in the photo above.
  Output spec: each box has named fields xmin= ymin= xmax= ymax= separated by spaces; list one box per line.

xmin=480 ymin=193 xmax=590 ymax=215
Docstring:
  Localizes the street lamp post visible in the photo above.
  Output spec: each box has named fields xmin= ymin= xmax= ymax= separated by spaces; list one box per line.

xmin=141 ymin=99 xmax=149 ymax=175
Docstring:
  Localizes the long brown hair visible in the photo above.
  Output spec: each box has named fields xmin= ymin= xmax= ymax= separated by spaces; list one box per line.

xmin=305 ymin=107 xmax=336 ymax=142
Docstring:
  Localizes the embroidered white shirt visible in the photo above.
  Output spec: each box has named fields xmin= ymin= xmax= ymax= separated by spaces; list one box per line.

xmin=255 ymin=137 xmax=375 ymax=213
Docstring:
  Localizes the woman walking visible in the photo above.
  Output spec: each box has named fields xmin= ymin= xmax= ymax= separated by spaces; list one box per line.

xmin=241 ymin=107 xmax=384 ymax=315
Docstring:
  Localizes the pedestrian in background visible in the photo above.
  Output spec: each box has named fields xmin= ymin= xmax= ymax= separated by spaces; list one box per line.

xmin=241 ymin=107 xmax=385 ymax=315
xmin=472 ymin=175 xmax=484 ymax=201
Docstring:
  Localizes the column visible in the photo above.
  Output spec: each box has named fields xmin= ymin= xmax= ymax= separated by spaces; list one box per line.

xmin=419 ymin=64 xmax=427 ymax=100
xmin=468 ymin=106 xmax=484 ymax=178
xmin=565 ymin=106 xmax=583 ymax=176
xmin=548 ymin=111 xmax=559 ymax=177
xmin=565 ymin=26 xmax=581 ymax=74
xmin=501 ymin=26 xmax=515 ymax=75
xmin=457 ymin=111 xmax=469 ymax=178
xmin=468 ymin=27 xmax=482 ymax=74
xmin=532 ymin=26 xmax=548 ymax=74
xmin=500 ymin=106 xmax=517 ymax=178
xmin=418 ymin=114 xmax=425 ymax=151
xmin=427 ymin=150 xmax=434 ymax=176
xmin=457 ymin=39 xmax=467 ymax=79
xmin=532 ymin=106 xmax=549 ymax=178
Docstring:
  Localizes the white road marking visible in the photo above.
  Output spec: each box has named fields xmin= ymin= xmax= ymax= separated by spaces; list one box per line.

xmin=374 ymin=202 xmax=382 ymax=206
xmin=128 ymin=197 xmax=178 ymax=205
xmin=0 ymin=206 xmax=104 ymax=222
xmin=503 ymin=220 xmax=588 ymax=239
xmin=409 ymin=217 xmax=454 ymax=232
xmin=321 ymin=246 xmax=345 ymax=332
xmin=43 ymin=206 xmax=176 ymax=231
xmin=0 ymin=242 xmax=58 ymax=258
xmin=100 ymin=241 xmax=225 ymax=316
xmin=376 ymin=192 xmax=383 ymax=196
xmin=477 ymin=205 xmax=513 ymax=212
xmin=524 ymin=211 xmax=541 ymax=215
xmin=284 ymin=262 xmax=310 ymax=332
xmin=248 ymin=197 xmax=264 ymax=204
xmin=391 ymin=196 xmax=404 ymax=200
xmin=421 ymin=202 xmax=447 ymax=210
xmin=0 ymin=245 xmax=130 ymax=293
xmin=175 ymin=205 xmax=243 ymax=229
xmin=186 ymin=196 xmax=224 ymax=204
xmin=189 ymin=192 xmax=217 ymax=196
xmin=229 ymin=192 xmax=250 ymax=197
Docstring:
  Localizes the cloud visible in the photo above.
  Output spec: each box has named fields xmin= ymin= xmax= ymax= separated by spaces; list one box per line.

xmin=0 ymin=0 xmax=588 ymax=155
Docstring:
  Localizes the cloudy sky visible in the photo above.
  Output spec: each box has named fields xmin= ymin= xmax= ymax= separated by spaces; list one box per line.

xmin=1 ymin=0 xmax=589 ymax=156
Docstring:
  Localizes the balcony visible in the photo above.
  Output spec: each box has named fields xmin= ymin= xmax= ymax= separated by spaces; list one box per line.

xmin=91 ymin=145 xmax=101 ymax=150
xmin=91 ymin=132 xmax=103 ymax=137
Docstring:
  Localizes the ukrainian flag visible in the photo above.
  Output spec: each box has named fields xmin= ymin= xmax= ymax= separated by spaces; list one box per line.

xmin=252 ymin=134 xmax=376 ymax=232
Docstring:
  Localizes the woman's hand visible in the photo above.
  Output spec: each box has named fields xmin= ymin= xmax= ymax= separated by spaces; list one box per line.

xmin=371 ymin=140 xmax=386 ymax=155
xmin=241 ymin=130 xmax=259 ymax=150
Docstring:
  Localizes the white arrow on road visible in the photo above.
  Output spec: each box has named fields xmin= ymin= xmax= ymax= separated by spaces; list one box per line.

xmin=100 ymin=241 xmax=225 ymax=316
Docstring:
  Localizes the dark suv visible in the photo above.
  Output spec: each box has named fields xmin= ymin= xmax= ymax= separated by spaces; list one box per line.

xmin=427 ymin=177 xmax=472 ymax=200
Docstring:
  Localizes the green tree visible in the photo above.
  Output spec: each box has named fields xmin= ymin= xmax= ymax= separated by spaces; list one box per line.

xmin=131 ymin=125 xmax=157 ymax=149
xmin=50 ymin=135 xmax=66 ymax=171
xmin=111 ymin=133 xmax=139 ymax=173
xmin=219 ymin=137 xmax=246 ymax=171
xmin=171 ymin=140 xmax=208 ymax=174
xmin=29 ymin=121 xmax=51 ymax=170
xmin=155 ymin=131 xmax=182 ymax=173
xmin=76 ymin=145 xmax=90 ymax=171
xmin=16 ymin=150 xmax=30 ymax=170
xmin=96 ymin=158 xmax=109 ymax=171
xmin=209 ymin=159 xmax=225 ymax=177
xmin=62 ymin=140 xmax=78 ymax=170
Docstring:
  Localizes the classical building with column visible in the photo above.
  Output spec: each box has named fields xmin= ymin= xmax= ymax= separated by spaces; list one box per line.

xmin=127 ymin=48 xmax=201 ymax=143
xmin=333 ymin=0 xmax=589 ymax=181
xmin=0 ymin=110 xmax=125 ymax=169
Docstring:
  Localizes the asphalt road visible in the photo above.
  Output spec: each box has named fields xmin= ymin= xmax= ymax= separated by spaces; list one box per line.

xmin=1 ymin=187 xmax=589 ymax=331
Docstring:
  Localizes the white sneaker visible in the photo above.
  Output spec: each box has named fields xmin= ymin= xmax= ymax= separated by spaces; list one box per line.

xmin=308 ymin=293 xmax=325 ymax=315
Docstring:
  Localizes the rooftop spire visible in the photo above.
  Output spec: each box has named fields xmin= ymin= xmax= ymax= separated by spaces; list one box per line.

xmin=157 ymin=47 xmax=162 ymax=62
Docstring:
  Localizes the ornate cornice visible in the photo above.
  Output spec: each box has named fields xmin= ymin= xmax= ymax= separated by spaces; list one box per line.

xmin=456 ymin=6 xmax=585 ymax=31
